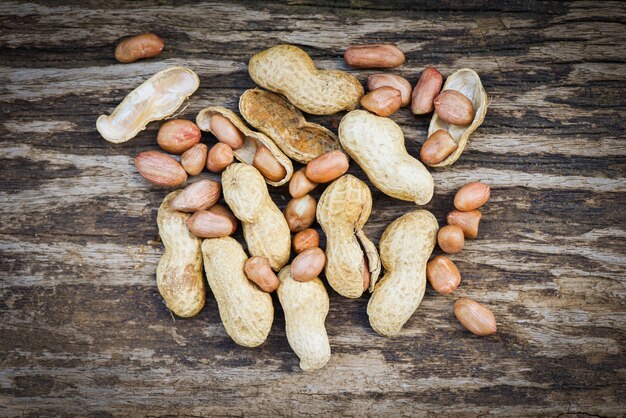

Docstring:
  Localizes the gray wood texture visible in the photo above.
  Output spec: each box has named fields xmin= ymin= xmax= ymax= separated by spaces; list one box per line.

xmin=1 ymin=1 xmax=625 ymax=416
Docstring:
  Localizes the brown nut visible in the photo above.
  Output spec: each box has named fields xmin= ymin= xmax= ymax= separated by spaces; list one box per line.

xmin=289 ymin=168 xmax=318 ymax=198
xmin=305 ymin=150 xmax=349 ymax=183
xmin=253 ymin=145 xmax=287 ymax=182
xmin=134 ymin=151 xmax=187 ymax=187
xmin=292 ymin=228 xmax=320 ymax=254
xmin=367 ymin=74 xmax=412 ymax=107
xmin=208 ymin=204 xmax=238 ymax=233
xmin=420 ymin=129 xmax=457 ymax=166
xmin=426 ymin=255 xmax=461 ymax=295
xmin=186 ymin=210 xmax=235 ymax=238
xmin=170 ymin=179 xmax=221 ymax=212
xmin=437 ymin=225 xmax=465 ymax=254
xmin=454 ymin=181 xmax=491 ymax=211
xmin=454 ymin=298 xmax=497 ymax=336
xmin=244 ymin=256 xmax=280 ymax=293
xmin=344 ymin=44 xmax=405 ymax=69
xmin=362 ymin=256 xmax=371 ymax=291
xmin=434 ymin=90 xmax=475 ymax=126
xmin=284 ymin=195 xmax=317 ymax=233
xmin=411 ymin=67 xmax=443 ymax=115
xmin=114 ymin=33 xmax=164 ymax=63
xmin=291 ymin=247 xmax=326 ymax=282
xmin=210 ymin=114 xmax=245 ymax=149
xmin=360 ymin=86 xmax=402 ymax=117
xmin=157 ymin=119 xmax=201 ymax=154
xmin=447 ymin=210 xmax=482 ymax=239
xmin=206 ymin=143 xmax=234 ymax=172
xmin=180 ymin=143 xmax=208 ymax=176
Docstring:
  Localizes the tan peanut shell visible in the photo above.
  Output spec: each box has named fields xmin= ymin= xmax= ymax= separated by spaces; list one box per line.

xmin=222 ymin=163 xmax=291 ymax=271
xmin=277 ymin=266 xmax=330 ymax=371
xmin=97 ymin=67 xmax=199 ymax=143
xmin=239 ymin=89 xmax=341 ymax=163
xmin=196 ymin=106 xmax=293 ymax=186
xmin=248 ymin=44 xmax=363 ymax=115
xmin=317 ymin=175 xmax=381 ymax=298
xmin=156 ymin=191 xmax=205 ymax=317
xmin=201 ymin=237 xmax=273 ymax=347
xmin=368 ymin=210 xmax=438 ymax=336
xmin=428 ymin=69 xmax=488 ymax=167
xmin=339 ymin=110 xmax=434 ymax=205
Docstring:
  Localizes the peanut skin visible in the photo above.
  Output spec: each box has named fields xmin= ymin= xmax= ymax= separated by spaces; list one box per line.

xmin=344 ymin=44 xmax=405 ymax=69
xmin=360 ymin=86 xmax=402 ymax=117
xmin=434 ymin=90 xmax=476 ymax=126
xmin=180 ymin=143 xmax=208 ymax=176
xmin=454 ymin=298 xmax=497 ymax=336
xmin=367 ymin=74 xmax=412 ymax=107
xmin=411 ymin=67 xmax=443 ymax=115
xmin=447 ymin=209 xmax=482 ymax=239
xmin=170 ymin=179 xmax=221 ymax=212
xmin=291 ymin=247 xmax=326 ymax=282
xmin=305 ymin=150 xmax=349 ymax=183
xmin=454 ymin=182 xmax=491 ymax=211
xmin=206 ymin=143 xmax=234 ymax=172
xmin=115 ymin=33 xmax=164 ymax=63
xmin=292 ymin=228 xmax=320 ymax=254
xmin=244 ymin=256 xmax=280 ymax=293
xmin=134 ymin=151 xmax=187 ymax=187
xmin=426 ymin=255 xmax=461 ymax=295
xmin=420 ymin=129 xmax=457 ymax=166
xmin=157 ymin=119 xmax=201 ymax=154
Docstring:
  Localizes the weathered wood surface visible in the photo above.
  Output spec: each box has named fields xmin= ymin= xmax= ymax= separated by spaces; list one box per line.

xmin=1 ymin=0 xmax=625 ymax=416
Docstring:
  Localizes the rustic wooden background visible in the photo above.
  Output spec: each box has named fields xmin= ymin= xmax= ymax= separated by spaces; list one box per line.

xmin=1 ymin=1 xmax=625 ymax=416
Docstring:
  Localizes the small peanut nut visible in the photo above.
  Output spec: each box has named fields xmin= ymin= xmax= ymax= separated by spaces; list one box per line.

xmin=434 ymin=90 xmax=475 ymax=126
xmin=244 ymin=256 xmax=280 ymax=293
xmin=210 ymin=114 xmax=245 ymax=149
xmin=411 ymin=67 xmax=443 ymax=115
xmin=305 ymin=150 xmax=349 ymax=183
xmin=426 ymin=255 xmax=461 ymax=295
xmin=186 ymin=210 xmax=236 ymax=238
xmin=208 ymin=204 xmax=238 ymax=233
xmin=454 ymin=181 xmax=491 ymax=211
xmin=437 ymin=225 xmax=465 ymax=254
xmin=289 ymin=169 xmax=318 ymax=198
xmin=157 ymin=119 xmax=201 ymax=154
xmin=115 ymin=33 xmax=164 ymax=63
xmin=362 ymin=256 xmax=371 ymax=291
xmin=291 ymin=247 xmax=326 ymax=282
xmin=206 ymin=143 xmax=234 ymax=172
xmin=292 ymin=228 xmax=320 ymax=254
xmin=360 ymin=86 xmax=402 ymax=117
xmin=454 ymin=298 xmax=497 ymax=336
xmin=420 ymin=129 xmax=457 ymax=166
xmin=344 ymin=44 xmax=405 ymax=69
xmin=134 ymin=151 xmax=187 ymax=187
xmin=284 ymin=194 xmax=317 ymax=233
xmin=253 ymin=145 xmax=287 ymax=182
xmin=180 ymin=143 xmax=208 ymax=176
xmin=367 ymin=74 xmax=412 ymax=107
xmin=170 ymin=179 xmax=221 ymax=212
xmin=447 ymin=210 xmax=482 ymax=239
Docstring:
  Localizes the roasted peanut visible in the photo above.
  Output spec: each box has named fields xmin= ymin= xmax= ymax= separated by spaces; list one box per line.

xmin=289 ymin=169 xmax=318 ymax=198
xmin=253 ymin=145 xmax=287 ymax=182
xmin=115 ymin=33 xmax=164 ymax=63
xmin=157 ymin=119 xmax=201 ymax=154
xmin=206 ymin=143 xmax=234 ymax=172
xmin=202 ymin=237 xmax=274 ymax=347
xmin=244 ymin=256 xmax=280 ymax=293
xmin=360 ymin=86 xmax=402 ymax=117
xmin=277 ymin=266 xmax=330 ymax=371
xmin=426 ymin=256 xmax=461 ymax=295
xmin=339 ymin=110 xmax=434 ymax=205
xmin=437 ymin=225 xmax=465 ymax=254
xmin=367 ymin=74 xmax=412 ymax=107
xmin=170 ymin=179 xmax=221 ymax=212
xmin=454 ymin=181 xmax=491 ymax=211
xmin=291 ymin=247 xmax=326 ymax=283
xmin=420 ymin=129 xmax=457 ymax=166
xmin=411 ymin=67 xmax=443 ymax=115
xmin=292 ymin=228 xmax=320 ymax=254
xmin=434 ymin=90 xmax=475 ymax=126
xmin=305 ymin=150 xmax=349 ymax=183
xmin=187 ymin=210 xmax=236 ymax=238
xmin=284 ymin=195 xmax=317 ymax=233
xmin=208 ymin=204 xmax=238 ymax=233
xmin=344 ymin=44 xmax=405 ymax=69
xmin=454 ymin=298 xmax=497 ymax=336
xmin=156 ymin=191 xmax=205 ymax=317
xmin=447 ymin=210 xmax=482 ymax=239
xmin=210 ymin=114 xmax=245 ymax=149
xmin=180 ymin=143 xmax=207 ymax=176
xmin=134 ymin=150 xmax=187 ymax=187
xmin=368 ymin=210 xmax=438 ymax=336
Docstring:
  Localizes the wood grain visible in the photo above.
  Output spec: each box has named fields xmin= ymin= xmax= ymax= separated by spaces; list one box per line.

xmin=1 ymin=1 xmax=625 ymax=416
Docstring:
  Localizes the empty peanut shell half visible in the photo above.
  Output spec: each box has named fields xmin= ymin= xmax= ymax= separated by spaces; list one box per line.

xmin=427 ymin=69 xmax=488 ymax=167
xmin=196 ymin=106 xmax=293 ymax=186
xmin=239 ymin=89 xmax=341 ymax=163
